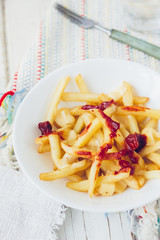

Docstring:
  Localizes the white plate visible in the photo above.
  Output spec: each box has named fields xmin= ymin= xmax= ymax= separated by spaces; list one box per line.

xmin=13 ymin=58 xmax=160 ymax=212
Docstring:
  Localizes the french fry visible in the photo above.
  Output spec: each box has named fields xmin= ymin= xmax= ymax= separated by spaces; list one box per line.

xmin=46 ymin=76 xmax=71 ymax=124
xmin=62 ymin=89 xmax=148 ymax=105
xmin=115 ymin=181 xmax=127 ymax=193
xmin=124 ymin=176 xmax=140 ymax=190
xmin=67 ymin=174 xmax=82 ymax=182
xmin=82 ymin=112 xmax=95 ymax=126
xmin=128 ymin=115 xmax=139 ymax=134
xmin=35 ymin=135 xmax=49 ymax=145
xmin=87 ymin=130 xmax=104 ymax=152
xmin=74 ymin=118 xmax=102 ymax=148
xmin=71 ymin=99 xmax=116 ymax=117
xmin=103 ymin=126 xmax=111 ymax=143
xmin=132 ymin=96 xmax=149 ymax=105
xmin=90 ymin=109 xmax=115 ymax=144
xmin=75 ymin=74 xmax=89 ymax=93
xmin=143 ymin=170 xmax=160 ymax=179
xmin=67 ymin=171 xmax=130 ymax=192
xmin=62 ymin=92 xmax=100 ymax=103
xmin=65 ymin=130 xmax=77 ymax=145
xmin=98 ymin=117 xmax=123 ymax=149
xmin=40 ymin=160 xmax=91 ymax=181
xmin=35 ymin=127 xmax=71 ymax=146
xmin=73 ymin=115 xmax=84 ymax=133
xmin=49 ymin=134 xmax=63 ymax=169
xmin=147 ymin=153 xmax=160 ymax=168
xmin=135 ymin=116 xmax=146 ymax=123
xmin=141 ymin=128 xmax=160 ymax=145
xmin=95 ymin=183 xmax=115 ymax=196
xmin=108 ymin=84 xmax=127 ymax=101
xmin=118 ymin=96 xmax=149 ymax=105
xmin=85 ymin=167 xmax=90 ymax=179
xmin=143 ymin=118 xmax=158 ymax=129
xmin=61 ymin=142 xmax=95 ymax=159
xmin=92 ymin=129 xmax=104 ymax=146
xmin=134 ymin=165 xmax=144 ymax=176
xmin=55 ymin=108 xmax=76 ymax=128
xmin=38 ymin=144 xmax=51 ymax=153
xmin=145 ymin=163 xmax=159 ymax=171
xmin=88 ymin=159 xmax=101 ymax=197
xmin=135 ymin=175 xmax=145 ymax=187
xmin=97 ymin=171 xmax=131 ymax=185
xmin=73 ymin=112 xmax=94 ymax=136
xmin=76 ymin=104 xmax=117 ymax=147
xmin=101 ymin=160 xmax=118 ymax=173
xmin=112 ymin=116 xmax=129 ymax=138
xmin=77 ymin=170 xmax=85 ymax=177
xmin=134 ymin=152 xmax=145 ymax=169
xmin=67 ymin=180 xmax=89 ymax=192
xmin=139 ymin=142 xmax=160 ymax=157
xmin=114 ymin=129 xmax=125 ymax=147
xmin=61 ymin=153 xmax=77 ymax=166
xmin=113 ymin=116 xmax=130 ymax=130
xmin=122 ymin=82 xmax=139 ymax=134
xmin=115 ymin=106 xmax=160 ymax=119
xmin=71 ymin=106 xmax=86 ymax=116
xmin=98 ymin=93 xmax=111 ymax=102
xmin=122 ymin=82 xmax=133 ymax=106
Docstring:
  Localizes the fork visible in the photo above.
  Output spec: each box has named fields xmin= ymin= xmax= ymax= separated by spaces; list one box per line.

xmin=55 ymin=3 xmax=160 ymax=60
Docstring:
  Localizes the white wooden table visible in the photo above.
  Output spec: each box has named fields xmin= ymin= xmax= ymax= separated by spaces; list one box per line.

xmin=0 ymin=1 xmax=132 ymax=239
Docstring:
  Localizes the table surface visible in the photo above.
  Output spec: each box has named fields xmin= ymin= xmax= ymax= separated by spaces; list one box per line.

xmin=0 ymin=0 xmax=136 ymax=239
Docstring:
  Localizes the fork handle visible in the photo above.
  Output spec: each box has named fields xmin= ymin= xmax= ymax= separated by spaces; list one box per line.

xmin=110 ymin=29 xmax=160 ymax=60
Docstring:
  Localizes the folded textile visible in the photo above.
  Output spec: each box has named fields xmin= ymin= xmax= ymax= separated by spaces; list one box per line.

xmin=0 ymin=166 xmax=66 ymax=240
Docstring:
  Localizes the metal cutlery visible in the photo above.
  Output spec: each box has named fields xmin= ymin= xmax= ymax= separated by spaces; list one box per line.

xmin=55 ymin=3 xmax=160 ymax=60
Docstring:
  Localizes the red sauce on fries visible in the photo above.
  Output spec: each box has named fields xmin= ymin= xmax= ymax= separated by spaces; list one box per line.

xmin=79 ymin=123 xmax=91 ymax=137
xmin=76 ymin=151 xmax=92 ymax=158
xmin=122 ymin=106 xmax=150 ymax=112
xmin=115 ymin=166 xmax=134 ymax=175
xmin=119 ymin=160 xmax=135 ymax=175
xmin=38 ymin=121 xmax=64 ymax=139
xmin=38 ymin=121 xmax=52 ymax=135
xmin=96 ymin=143 xmax=112 ymax=161
xmin=135 ymin=133 xmax=147 ymax=152
xmin=81 ymin=100 xmax=116 ymax=111
xmin=99 ymin=110 xmax=120 ymax=138
xmin=125 ymin=133 xmax=147 ymax=153
xmin=104 ymin=150 xmax=126 ymax=160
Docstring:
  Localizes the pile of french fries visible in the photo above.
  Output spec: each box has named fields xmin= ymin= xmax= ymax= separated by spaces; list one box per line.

xmin=36 ymin=74 xmax=160 ymax=197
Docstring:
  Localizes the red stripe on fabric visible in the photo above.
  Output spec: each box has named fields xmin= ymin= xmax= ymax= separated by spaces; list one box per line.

xmin=36 ymin=23 xmax=42 ymax=81
xmin=0 ymin=91 xmax=15 ymax=107
xmin=11 ymin=71 xmax=19 ymax=92
xmin=124 ymin=28 xmax=131 ymax=61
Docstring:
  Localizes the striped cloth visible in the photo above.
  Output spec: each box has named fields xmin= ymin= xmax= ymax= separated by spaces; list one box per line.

xmin=1 ymin=0 xmax=160 ymax=239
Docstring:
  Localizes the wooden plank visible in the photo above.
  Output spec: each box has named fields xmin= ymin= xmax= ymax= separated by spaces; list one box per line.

xmin=63 ymin=208 xmax=74 ymax=240
xmin=69 ymin=209 xmax=87 ymax=240
xmin=119 ymin=212 xmax=132 ymax=240
xmin=4 ymin=0 xmax=53 ymax=78
xmin=58 ymin=209 xmax=87 ymax=240
xmin=83 ymin=211 xmax=110 ymax=240
xmin=107 ymin=213 xmax=125 ymax=240
xmin=58 ymin=209 xmax=112 ymax=240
